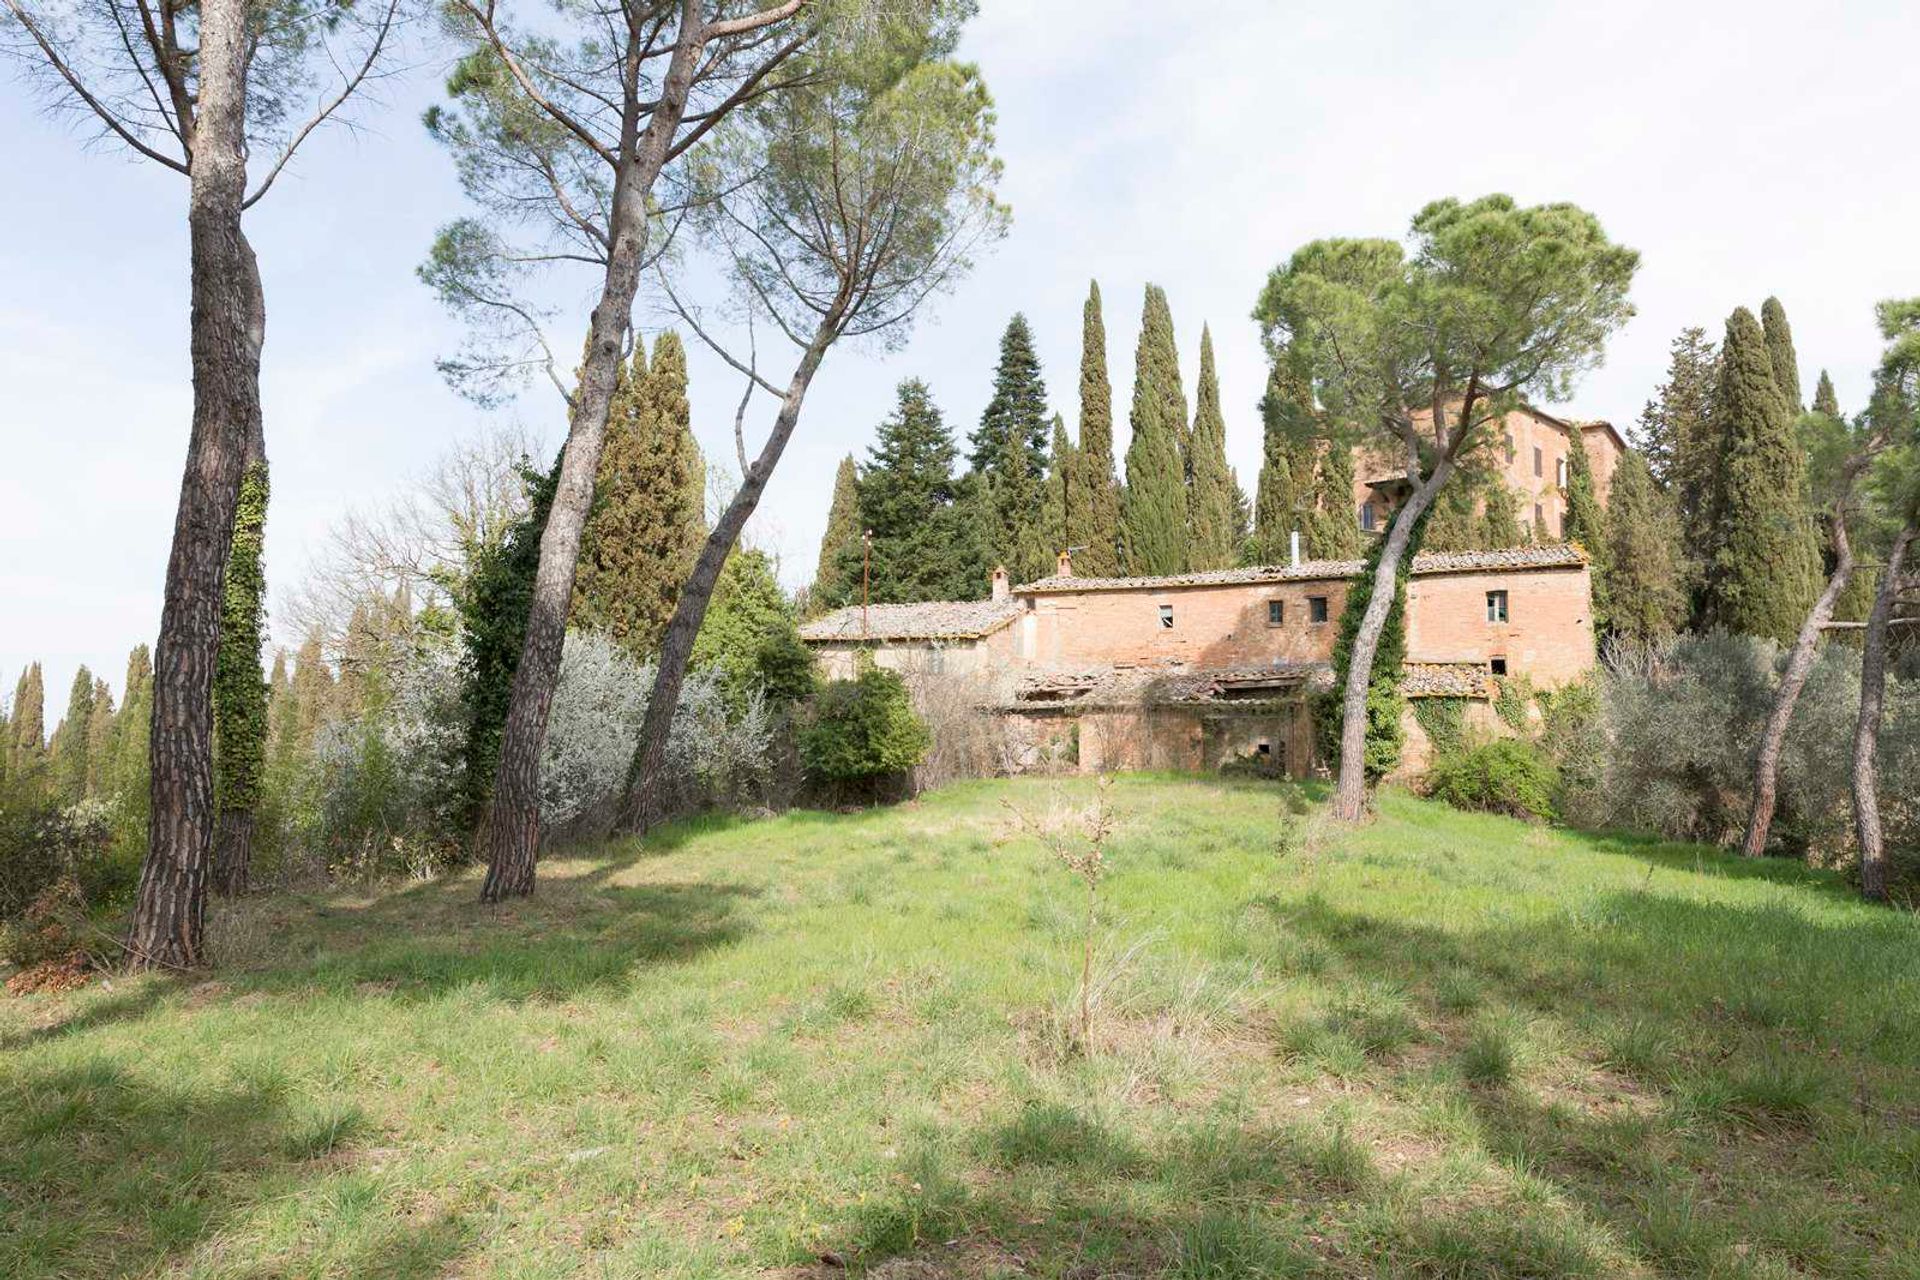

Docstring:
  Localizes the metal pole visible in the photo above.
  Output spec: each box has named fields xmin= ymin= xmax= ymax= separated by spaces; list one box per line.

xmin=862 ymin=528 xmax=873 ymax=638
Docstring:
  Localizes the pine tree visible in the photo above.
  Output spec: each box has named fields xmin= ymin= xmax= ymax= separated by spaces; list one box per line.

xmin=1812 ymin=369 xmax=1839 ymax=419
xmin=1603 ymin=451 xmax=1687 ymax=643
xmin=1563 ymin=428 xmax=1611 ymax=629
xmin=1699 ymin=307 xmax=1822 ymax=641
xmin=811 ymin=455 xmax=862 ymax=611
xmin=1637 ymin=327 xmax=1719 ymax=558
xmin=1076 ymin=281 xmax=1122 ymax=576
xmin=1186 ymin=324 xmax=1238 ymax=569
xmin=848 ymin=380 xmax=991 ymax=603
xmin=1252 ymin=357 xmax=1309 ymax=563
xmin=574 ymin=332 xmax=706 ymax=658
xmin=1305 ymin=443 xmax=1361 ymax=560
xmin=1042 ymin=414 xmax=1079 ymax=566
xmin=972 ymin=314 xmax=1052 ymax=582
xmin=1761 ymin=296 xmax=1803 ymax=414
xmin=1121 ymin=284 xmax=1189 ymax=575
xmin=1316 ymin=503 xmax=1434 ymax=784
xmin=212 ymin=458 xmax=271 ymax=894
xmin=50 ymin=664 xmax=96 ymax=802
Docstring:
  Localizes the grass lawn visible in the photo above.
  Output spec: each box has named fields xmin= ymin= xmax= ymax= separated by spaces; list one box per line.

xmin=5 ymin=775 xmax=1920 ymax=1279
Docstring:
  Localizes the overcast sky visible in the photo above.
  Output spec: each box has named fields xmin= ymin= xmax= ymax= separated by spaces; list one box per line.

xmin=6 ymin=0 xmax=1919 ymax=715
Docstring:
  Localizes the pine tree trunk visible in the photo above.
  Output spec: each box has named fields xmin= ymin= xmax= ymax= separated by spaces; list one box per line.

xmin=1741 ymin=515 xmax=1855 ymax=858
xmin=479 ymin=7 xmax=708 ymax=903
xmin=1330 ymin=459 xmax=1449 ymax=822
xmin=126 ymin=0 xmax=264 ymax=970
xmin=623 ymin=326 xmax=837 ymax=832
xmin=1853 ymin=524 xmax=1913 ymax=901
xmin=211 ymin=809 xmax=255 ymax=897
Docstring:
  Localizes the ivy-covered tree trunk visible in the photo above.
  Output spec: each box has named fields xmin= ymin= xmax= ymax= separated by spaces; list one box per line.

xmin=1852 ymin=524 xmax=1913 ymax=900
xmin=127 ymin=0 xmax=264 ymax=968
xmin=212 ymin=432 xmax=270 ymax=897
xmin=1331 ymin=456 xmax=1448 ymax=821
xmin=480 ymin=11 xmax=708 ymax=903
xmin=1740 ymin=510 xmax=1856 ymax=858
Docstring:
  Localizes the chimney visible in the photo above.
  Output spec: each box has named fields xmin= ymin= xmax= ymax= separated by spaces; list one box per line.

xmin=991 ymin=564 xmax=1010 ymax=601
xmin=1055 ymin=548 xmax=1073 ymax=578
xmin=1289 ymin=530 xmax=1301 ymax=567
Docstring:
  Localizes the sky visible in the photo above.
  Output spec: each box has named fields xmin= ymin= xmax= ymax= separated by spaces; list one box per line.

xmin=5 ymin=0 xmax=1919 ymax=717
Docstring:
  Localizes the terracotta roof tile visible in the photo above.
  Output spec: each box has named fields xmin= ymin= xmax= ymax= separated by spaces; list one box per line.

xmin=799 ymin=598 xmax=1020 ymax=643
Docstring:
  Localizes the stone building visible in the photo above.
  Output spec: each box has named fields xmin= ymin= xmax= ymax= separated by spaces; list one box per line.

xmin=801 ymin=545 xmax=1596 ymax=780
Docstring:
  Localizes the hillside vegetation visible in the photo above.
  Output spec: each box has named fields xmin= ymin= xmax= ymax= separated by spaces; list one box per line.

xmin=5 ymin=777 xmax=1918 ymax=1278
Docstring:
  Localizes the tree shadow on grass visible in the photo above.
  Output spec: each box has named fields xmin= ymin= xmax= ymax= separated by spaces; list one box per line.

xmin=0 ymin=1059 xmax=476 ymax=1280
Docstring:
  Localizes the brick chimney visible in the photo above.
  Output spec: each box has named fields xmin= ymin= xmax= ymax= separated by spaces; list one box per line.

xmin=991 ymin=564 xmax=1010 ymax=601
xmin=1055 ymin=548 xmax=1073 ymax=578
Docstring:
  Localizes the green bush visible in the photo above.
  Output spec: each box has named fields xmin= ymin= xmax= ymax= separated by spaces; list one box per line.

xmin=800 ymin=665 xmax=930 ymax=793
xmin=1411 ymin=697 xmax=1467 ymax=758
xmin=1429 ymin=739 xmax=1558 ymax=822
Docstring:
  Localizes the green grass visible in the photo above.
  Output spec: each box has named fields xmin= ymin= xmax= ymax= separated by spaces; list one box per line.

xmin=4 ymin=776 xmax=1919 ymax=1278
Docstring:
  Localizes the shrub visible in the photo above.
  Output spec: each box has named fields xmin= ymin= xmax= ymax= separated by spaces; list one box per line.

xmin=1411 ymin=697 xmax=1467 ymax=759
xmin=801 ymin=665 xmax=930 ymax=795
xmin=1428 ymin=739 xmax=1558 ymax=822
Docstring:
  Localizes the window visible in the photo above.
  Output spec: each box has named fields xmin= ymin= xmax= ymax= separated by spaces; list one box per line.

xmin=1359 ymin=501 xmax=1376 ymax=531
xmin=1309 ymin=596 xmax=1330 ymax=624
xmin=1267 ymin=600 xmax=1285 ymax=626
xmin=1490 ymin=656 xmax=1508 ymax=676
xmin=1534 ymin=445 xmax=1543 ymax=478
xmin=1556 ymin=457 xmax=1568 ymax=488
xmin=1534 ymin=502 xmax=1544 ymax=529
xmin=1504 ymin=432 xmax=1516 ymax=463
xmin=1158 ymin=604 xmax=1174 ymax=629
xmin=1486 ymin=590 xmax=1509 ymax=623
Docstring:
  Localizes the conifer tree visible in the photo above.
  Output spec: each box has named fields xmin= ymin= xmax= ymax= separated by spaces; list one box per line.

xmin=213 ymin=457 xmax=271 ymax=895
xmin=1563 ymin=428 xmax=1611 ymax=628
xmin=846 ymin=380 xmax=991 ymax=603
xmin=1231 ymin=469 xmax=1252 ymax=557
xmin=1761 ymin=296 xmax=1803 ymax=414
xmin=288 ymin=633 xmax=334 ymax=748
xmin=1812 ymin=369 xmax=1839 ymax=419
xmin=972 ymin=314 xmax=1052 ymax=582
xmin=84 ymin=677 xmax=115 ymax=799
xmin=1305 ymin=443 xmax=1361 ymax=560
xmin=107 ymin=647 xmax=155 ymax=846
xmin=1076 ymin=281 xmax=1122 ymax=576
xmin=1478 ymin=481 xmax=1525 ymax=549
xmin=811 ymin=455 xmax=862 ymax=611
xmin=1699 ymin=307 xmax=1822 ymax=641
xmin=1638 ymin=327 xmax=1719 ymax=561
xmin=51 ymin=665 xmax=97 ymax=803
xmin=690 ymin=548 xmax=802 ymax=711
xmin=10 ymin=662 xmax=45 ymax=768
xmin=1042 ymin=414 xmax=1079 ymax=564
xmin=574 ymin=333 xmax=706 ymax=659
xmin=1121 ymin=284 xmax=1189 ymax=575
xmin=1252 ymin=356 xmax=1310 ymax=563
xmin=1186 ymin=324 xmax=1238 ymax=569
xmin=1603 ymin=450 xmax=1687 ymax=643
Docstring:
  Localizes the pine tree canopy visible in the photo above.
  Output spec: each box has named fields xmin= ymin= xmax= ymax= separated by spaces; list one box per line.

xmin=1121 ymin=284 xmax=1190 ymax=575
xmin=1761 ymin=296 xmax=1803 ymax=414
xmin=1076 ymin=280 xmax=1122 ymax=576
xmin=811 ymin=454 xmax=863 ymax=612
xmin=1699 ymin=306 xmax=1822 ymax=642
xmin=1186 ymin=323 xmax=1238 ymax=570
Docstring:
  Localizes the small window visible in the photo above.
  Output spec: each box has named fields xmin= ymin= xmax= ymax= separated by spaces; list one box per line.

xmin=1504 ymin=432 xmax=1516 ymax=463
xmin=1158 ymin=604 xmax=1174 ymax=629
xmin=1556 ymin=457 xmax=1568 ymax=488
xmin=1309 ymin=596 xmax=1330 ymax=624
xmin=1256 ymin=741 xmax=1272 ymax=756
xmin=1490 ymin=656 xmax=1508 ymax=676
xmin=1486 ymin=590 xmax=1509 ymax=624
xmin=1267 ymin=600 xmax=1284 ymax=627
xmin=1534 ymin=502 xmax=1544 ymax=529
xmin=1358 ymin=501 xmax=1376 ymax=531
xmin=1534 ymin=446 xmax=1543 ymax=478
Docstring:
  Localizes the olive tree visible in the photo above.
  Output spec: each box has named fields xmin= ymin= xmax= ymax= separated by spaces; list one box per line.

xmin=1255 ymin=196 xmax=1637 ymax=821
xmin=3 ymin=0 xmax=398 ymax=965
xmin=618 ymin=41 xmax=1008 ymax=838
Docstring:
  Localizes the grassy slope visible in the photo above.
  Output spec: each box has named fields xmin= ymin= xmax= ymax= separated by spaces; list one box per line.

xmin=4 ymin=776 xmax=1919 ymax=1279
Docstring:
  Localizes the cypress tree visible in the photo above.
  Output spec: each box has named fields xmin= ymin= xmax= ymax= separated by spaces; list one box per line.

xmin=1811 ymin=369 xmax=1839 ymax=419
xmin=1231 ymin=469 xmax=1252 ymax=559
xmin=50 ymin=664 xmax=96 ymax=802
xmin=1638 ymin=326 xmax=1719 ymax=561
xmin=811 ymin=455 xmax=862 ymax=612
xmin=1478 ymin=481 xmax=1524 ymax=549
xmin=1698 ymin=307 xmax=1822 ymax=641
xmin=1305 ymin=443 xmax=1361 ymax=560
xmin=574 ymin=332 xmax=706 ymax=659
xmin=972 ymin=314 xmax=1052 ymax=582
xmin=1121 ymin=284 xmax=1190 ymax=575
xmin=11 ymin=662 xmax=44 ymax=767
xmin=1042 ymin=414 xmax=1079 ymax=565
xmin=1186 ymin=324 xmax=1238 ymax=569
xmin=1252 ymin=356 xmax=1311 ymax=563
xmin=1761 ymin=296 xmax=1803 ymax=414
xmin=212 ymin=459 xmax=271 ymax=894
xmin=1563 ymin=428 xmax=1611 ymax=629
xmin=1603 ymin=450 xmax=1687 ymax=643
xmin=846 ymin=380 xmax=991 ymax=603
xmin=1076 ymin=281 xmax=1122 ymax=576
xmin=84 ymin=676 xmax=114 ymax=799
xmin=288 ymin=633 xmax=333 ymax=747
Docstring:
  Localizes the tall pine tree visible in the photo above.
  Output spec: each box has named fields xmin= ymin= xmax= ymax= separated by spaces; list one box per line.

xmin=810 ymin=455 xmax=862 ymax=611
xmin=1076 ymin=281 xmax=1122 ymax=576
xmin=1698 ymin=306 xmax=1822 ymax=641
xmin=1186 ymin=324 xmax=1238 ymax=569
xmin=574 ymin=332 xmax=706 ymax=659
xmin=1121 ymin=284 xmax=1189 ymax=575
xmin=847 ymin=380 xmax=991 ymax=603
xmin=212 ymin=457 xmax=271 ymax=895
xmin=1761 ymin=296 xmax=1803 ymax=414
xmin=972 ymin=314 xmax=1052 ymax=582
xmin=1603 ymin=450 xmax=1687 ymax=643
